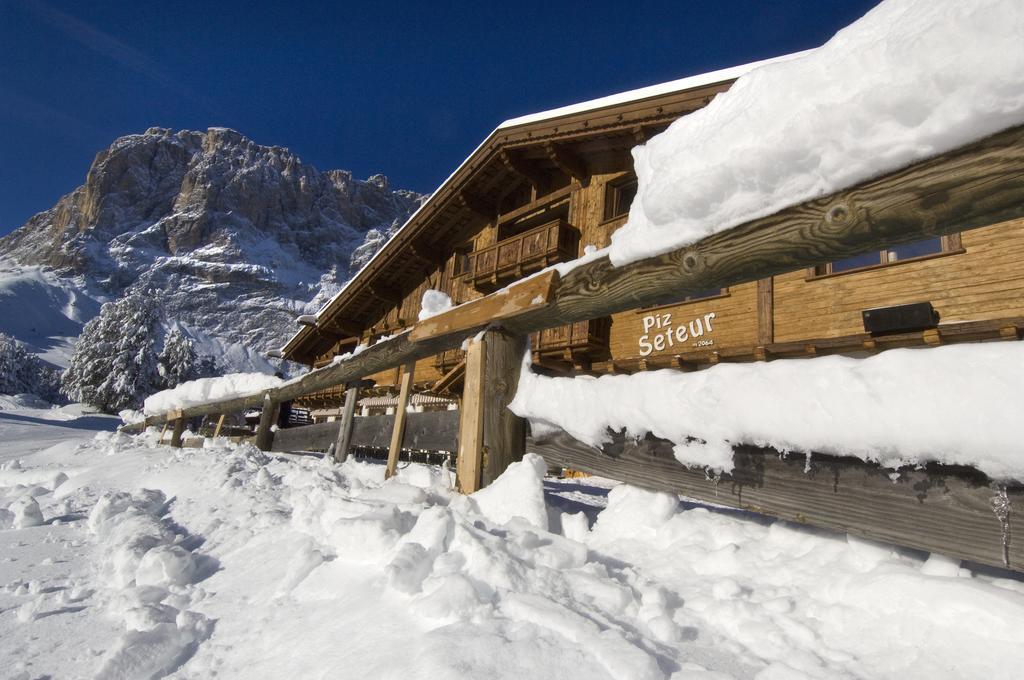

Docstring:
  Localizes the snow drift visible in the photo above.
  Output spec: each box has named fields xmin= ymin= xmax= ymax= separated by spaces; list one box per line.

xmin=510 ymin=342 xmax=1024 ymax=480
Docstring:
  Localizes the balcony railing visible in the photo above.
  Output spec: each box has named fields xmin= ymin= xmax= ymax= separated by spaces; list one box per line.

xmin=433 ymin=348 xmax=466 ymax=374
xmin=531 ymin=317 xmax=610 ymax=356
xmin=432 ymin=318 xmax=609 ymax=375
xmin=457 ymin=218 xmax=579 ymax=290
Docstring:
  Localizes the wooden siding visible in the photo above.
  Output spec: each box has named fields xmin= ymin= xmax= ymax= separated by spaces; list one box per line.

xmin=774 ymin=218 xmax=1024 ymax=342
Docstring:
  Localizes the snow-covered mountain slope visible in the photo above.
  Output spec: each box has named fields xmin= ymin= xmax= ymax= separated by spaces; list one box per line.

xmin=0 ymin=259 xmax=102 ymax=367
xmin=0 ymin=127 xmax=424 ymax=372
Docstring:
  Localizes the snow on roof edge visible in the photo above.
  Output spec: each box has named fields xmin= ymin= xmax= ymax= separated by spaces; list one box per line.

xmin=282 ymin=49 xmax=810 ymax=356
xmin=497 ymin=50 xmax=810 ymax=130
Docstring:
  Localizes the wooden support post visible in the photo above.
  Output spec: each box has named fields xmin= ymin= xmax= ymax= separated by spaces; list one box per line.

xmin=212 ymin=414 xmax=226 ymax=438
xmin=456 ymin=330 xmax=528 ymax=493
xmin=457 ymin=336 xmax=486 ymax=493
xmin=480 ymin=330 xmax=527 ymax=487
xmin=255 ymin=392 xmax=279 ymax=452
xmin=169 ymin=411 xmax=186 ymax=448
xmin=757 ymin=277 xmax=774 ymax=345
xmin=159 ymin=422 xmax=169 ymax=445
xmin=384 ymin=362 xmax=416 ymax=479
xmin=333 ymin=383 xmax=361 ymax=464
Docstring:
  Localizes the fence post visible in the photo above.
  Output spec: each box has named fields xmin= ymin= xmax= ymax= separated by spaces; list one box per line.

xmin=333 ymin=382 xmax=361 ymax=463
xmin=212 ymin=414 xmax=226 ymax=438
xmin=384 ymin=362 xmax=416 ymax=479
xmin=255 ymin=392 xmax=279 ymax=451
xmin=169 ymin=410 xmax=186 ymax=448
xmin=456 ymin=330 xmax=527 ymax=492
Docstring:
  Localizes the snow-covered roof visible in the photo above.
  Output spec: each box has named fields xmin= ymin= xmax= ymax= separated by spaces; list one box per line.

xmin=496 ymin=51 xmax=809 ymax=129
xmin=281 ymin=50 xmax=805 ymax=358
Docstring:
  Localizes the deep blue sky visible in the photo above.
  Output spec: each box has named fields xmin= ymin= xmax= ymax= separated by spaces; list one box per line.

xmin=0 ymin=0 xmax=882 ymax=236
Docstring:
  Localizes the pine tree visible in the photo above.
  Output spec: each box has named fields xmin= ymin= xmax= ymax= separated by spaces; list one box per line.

xmin=157 ymin=328 xmax=219 ymax=387
xmin=158 ymin=328 xmax=198 ymax=387
xmin=0 ymin=332 xmax=62 ymax=401
xmin=61 ymin=290 xmax=163 ymax=412
xmin=61 ymin=292 xmax=222 ymax=412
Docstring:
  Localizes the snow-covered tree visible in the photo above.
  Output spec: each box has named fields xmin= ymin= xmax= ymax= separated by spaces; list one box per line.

xmin=61 ymin=291 xmax=163 ymax=412
xmin=0 ymin=333 xmax=62 ymax=401
xmin=62 ymin=293 xmax=220 ymax=412
xmin=158 ymin=328 xmax=219 ymax=386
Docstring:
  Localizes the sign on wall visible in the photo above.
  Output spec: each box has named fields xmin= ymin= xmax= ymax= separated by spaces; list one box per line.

xmin=638 ymin=311 xmax=717 ymax=357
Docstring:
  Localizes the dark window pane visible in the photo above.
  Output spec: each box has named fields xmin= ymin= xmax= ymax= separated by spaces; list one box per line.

xmin=615 ymin=180 xmax=638 ymax=215
xmin=682 ymin=288 xmax=721 ymax=302
xmin=884 ymin=237 xmax=942 ymax=263
xmin=830 ymin=251 xmax=882 ymax=273
xmin=605 ymin=178 xmax=638 ymax=220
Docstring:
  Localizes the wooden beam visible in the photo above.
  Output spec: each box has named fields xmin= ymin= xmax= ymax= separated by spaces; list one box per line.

xmin=480 ymin=330 xmax=527 ymax=486
xmin=212 ymin=414 xmax=226 ymax=438
xmin=319 ymin=318 xmax=363 ymax=337
xmin=409 ymin=242 xmax=444 ymax=268
xmin=384 ymin=362 xmax=416 ymax=479
xmin=457 ymin=336 xmax=486 ymax=493
xmin=529 ymin=430 xmax=1023 ymax=572
xmin=433 ymin=359 xmax=466 ymax=395
xmin=255 ymin=393 xmax=278 ymax=452
xmin=367 ymin=284 xmax=402 ymax=305
xmin=631 ymin=125 xmax=653 ymax=145
xmin=543 ymin=142 xmax=589 ymax=184
xmin=500 ymin=149 xmax=547 ymax=191
xmin=496 ymin=184 xmax=574 ymax=226
xmin=332 ymin=383 xmax=360 ymax=463
xmin=457 ymin=191 xmax=493 ymax=221
xmin=410 ymin=269 xmax=559 ymax=342
xmin=757 ymin=277 xmax=774 ymax=345
xmin=169 ymin=413 xmax=186 ymax=448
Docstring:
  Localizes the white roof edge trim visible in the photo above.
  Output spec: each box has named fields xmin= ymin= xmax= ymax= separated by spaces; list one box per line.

xmin=283 ymin=48 xmax=810 ymax=355
xmin=497 ymin=50 xmax=811 ymax=129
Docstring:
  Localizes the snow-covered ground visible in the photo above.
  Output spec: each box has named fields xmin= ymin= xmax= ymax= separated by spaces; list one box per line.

xmin=2 ymin=408 xmax=1024 ymax=679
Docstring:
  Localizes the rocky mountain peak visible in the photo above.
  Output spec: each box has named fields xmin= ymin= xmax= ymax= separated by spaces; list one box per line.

xmin=0 ymin=128 xmax=425 ymax=372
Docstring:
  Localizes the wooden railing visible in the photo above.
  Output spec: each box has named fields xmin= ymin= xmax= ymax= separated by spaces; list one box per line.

xmin=433 ymin=348 xmax=465 ymax=374
xmin=126 ymin=124 xmax=1024 ymax=572
xmin=531 ymin=318 xmax=610 ymax=355
xmin=458 ymin=218 xmax=579 ymax=290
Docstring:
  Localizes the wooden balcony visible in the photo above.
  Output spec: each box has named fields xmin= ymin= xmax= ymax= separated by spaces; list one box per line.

xmin=458 ymin=218 xmax=579 ymax=290
xmin=531 ymin=317 xmax=610 ymax=356
xmin=433 ymin=348 xmax=466 ymax=374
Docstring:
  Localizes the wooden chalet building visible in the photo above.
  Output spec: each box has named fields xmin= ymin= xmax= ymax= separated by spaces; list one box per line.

xmin=280 ymin=54 xmax=1024 ymax=410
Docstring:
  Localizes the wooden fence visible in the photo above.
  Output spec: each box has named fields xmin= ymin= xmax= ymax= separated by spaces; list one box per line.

xmin=126 ymin=124 xmax=1024 ymax=571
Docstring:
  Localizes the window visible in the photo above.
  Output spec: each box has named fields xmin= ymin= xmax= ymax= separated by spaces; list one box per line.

xmin=452 ymin=244 xmax=472 ymax=276
xmin=603 ymin=175 xmax=638 ymax=221
xmin=812 ymin=234 xmax=962 ymax=277
xmin=677 ymin=288 xmax=723 ymax=303
xmin=639 ymin=288 xmax=726 ymax=313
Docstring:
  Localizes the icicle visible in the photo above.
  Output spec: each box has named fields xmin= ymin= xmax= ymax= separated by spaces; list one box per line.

xmin=989 ymin=486 xmax=1012 ymax=568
